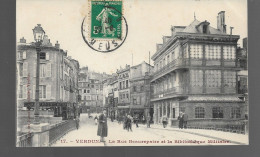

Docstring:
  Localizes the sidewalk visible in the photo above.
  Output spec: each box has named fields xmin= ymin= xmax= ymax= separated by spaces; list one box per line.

xmin=138 ymin=123 xmax=248 ymax=145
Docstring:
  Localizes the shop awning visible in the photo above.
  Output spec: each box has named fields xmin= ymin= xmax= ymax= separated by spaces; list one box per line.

xmin=181 ymin=96 xmax=244 ymax=102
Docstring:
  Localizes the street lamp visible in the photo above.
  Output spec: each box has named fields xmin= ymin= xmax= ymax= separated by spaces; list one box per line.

xmin=32 ymin=24 xmax=45 ymax=124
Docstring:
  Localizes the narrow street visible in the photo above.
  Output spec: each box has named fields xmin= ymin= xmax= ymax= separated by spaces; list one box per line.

xmin=52 ymin=114 xmax=248 ymax=146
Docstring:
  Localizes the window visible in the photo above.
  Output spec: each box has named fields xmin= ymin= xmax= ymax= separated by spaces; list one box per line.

xmin=120 ymin=82 xmax=122 ymax=90
xmin=190 ymin=70 xmax=203 ymax=87
xmin=205 ymin=45 xmax=221 ymax=60
xmin=205 ymin=70 xmax=221 ymax=87
xmin=195 ymin=107 xmax=205 ymax=118
xmin=40 ymin=64 xmax=46 ymax=77
xmin=231 ymin=107 xmax=241 ymax=118
xmin=190 ymin=44 xmax=203 ymax=59
xmin=19 ymin=85 xmax=23 ymax=98
xmin=122 ymin=94 xmax=125 ymax=99
xmin=167 ymin=55 xmax=170 ymax=64
xmin=140 ymin=86 xmax=144 ymax=91
xmin=183 ymin=46 xmax=189 ymax=59
xmin=87 ymin=90 xmax=90 ymax=93
xmin=224 ymin=71 xmax=236 ymax=87
xmin=126 ymin=80 xmax=128 ymax=88
xmin=212 ymin=107 xmax=224 ymax=118
xmin=39 ymin=85 xmax=46 ymax=99
xmin=172 ymin=51 xmax=175 ymax=61
xmin=84 ymin=96 xmax=86 ymax=101
xmin=126 ymin=93 xmax=129 ymax=99
xmin=84 ymin=89 xmax=86 ymax=93
xmin=133 ymin=86 xmax=136 ymax=92
xmin=40 ymin=52 xmax=46 ymax=59
xmin=91 ymin=85 xmax=94 ymax=88
xmin=223 ymin=45 xmax=236 ymax=60
xmin=133 ymin=98 xmax=137 ymax=105
xmin=123 ymin=81 xmax=125 ymax=89
xmin=180 ymin=107 xmax=185 ymax=113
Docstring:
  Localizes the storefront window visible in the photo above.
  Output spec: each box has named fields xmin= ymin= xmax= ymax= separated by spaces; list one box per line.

xmin=212 ymin=107 xmax=224 ymax=118
xmin=195 ymin=107 xmax=205 ymax=118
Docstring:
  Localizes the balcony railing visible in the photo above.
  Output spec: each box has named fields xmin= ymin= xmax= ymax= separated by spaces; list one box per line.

xmin=151 ymin=86 xmax=187 ymax=99
xmin=153 ymin=59 xmax=189 ymax=79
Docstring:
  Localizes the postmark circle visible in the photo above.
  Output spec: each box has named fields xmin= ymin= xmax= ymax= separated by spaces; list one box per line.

xmin=81 ymin=4 xmax=128 ymax=53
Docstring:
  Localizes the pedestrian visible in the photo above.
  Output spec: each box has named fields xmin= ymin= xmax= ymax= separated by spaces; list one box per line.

xmin=75 ymin=116 xmax=80 ymax=130
xmin=134 ymin=115 xmax=139 ymax=128
xmin=182 ymin=112 xmax=188 ymax=129
xmin=178 ymin=112 xmax=184 ymax=129
xmin=146 ymin=115 xmax=151 ymax=128
xmin=125 ymin=115 xmax=132 ymax=132
xmin=162 ymin=116 xmax=168 ymax=128
xmin=94 ymin=115 xmax=98 ymax=125
xmin=97 ymin=109 xmax=108 ymax=142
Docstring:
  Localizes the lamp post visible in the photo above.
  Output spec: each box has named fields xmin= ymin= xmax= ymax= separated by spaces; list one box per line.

xmin=32 ymin=24 xmax=45 ymax=124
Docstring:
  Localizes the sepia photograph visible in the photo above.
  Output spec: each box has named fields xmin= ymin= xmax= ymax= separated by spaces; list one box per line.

xmin=16 ymin=0 xmax=248 ymax=147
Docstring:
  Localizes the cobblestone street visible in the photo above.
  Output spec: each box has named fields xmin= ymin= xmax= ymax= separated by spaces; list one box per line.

xmin=52 ymin=114 xmax=248 ymax=147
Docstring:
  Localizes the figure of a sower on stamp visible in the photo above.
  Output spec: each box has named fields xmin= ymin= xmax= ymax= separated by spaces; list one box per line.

xmin=96 ymin=3 xmax=118 ymax=37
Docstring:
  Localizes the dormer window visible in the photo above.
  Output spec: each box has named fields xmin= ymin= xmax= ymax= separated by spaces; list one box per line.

xmin=203 ymin=25 xmax=207 ymax=34
xmin=40 ymin=52 xmax=46 ymax=59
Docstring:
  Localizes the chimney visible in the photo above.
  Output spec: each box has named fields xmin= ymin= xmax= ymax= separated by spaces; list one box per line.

xmin=55 ymin=41 xmax=60 ymax=49
xmin=20 ymin=37 xmax=26 ymax=43
xmin=217 ymin=11 xmax=226 ymax=33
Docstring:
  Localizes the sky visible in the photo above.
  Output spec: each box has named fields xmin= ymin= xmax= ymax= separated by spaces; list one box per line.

xmin=17 ymin=0 xmax=247 ymax=74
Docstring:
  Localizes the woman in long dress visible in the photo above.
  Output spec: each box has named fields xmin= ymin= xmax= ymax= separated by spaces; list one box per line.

xmin=97 ymin=110 xmax=108 ymax=142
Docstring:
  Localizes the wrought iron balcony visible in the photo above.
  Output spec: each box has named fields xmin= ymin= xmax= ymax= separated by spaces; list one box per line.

xmin=151 ymin=86 xmax=187 ymax=100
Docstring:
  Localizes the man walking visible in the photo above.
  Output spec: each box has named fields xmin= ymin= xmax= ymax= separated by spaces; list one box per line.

xmin=182 ymin=112 xmax=188 ymax=129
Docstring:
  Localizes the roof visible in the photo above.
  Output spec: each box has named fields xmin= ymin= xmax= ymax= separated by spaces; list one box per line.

xmin=181 ymin=19 xmax=225 ymax=34
xmin=181 ymin=95 xmax=244 ymax=103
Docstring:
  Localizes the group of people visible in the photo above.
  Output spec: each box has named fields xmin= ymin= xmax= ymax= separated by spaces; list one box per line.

xmin=123 ymin=115 xmax=133 ymax=131
xmin=177 ymin=112 xmax=188 ymax=129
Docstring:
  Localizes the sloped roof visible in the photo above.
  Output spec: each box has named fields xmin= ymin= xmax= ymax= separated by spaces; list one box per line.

xmin=181 ymin=19 xmax=225 ymax=35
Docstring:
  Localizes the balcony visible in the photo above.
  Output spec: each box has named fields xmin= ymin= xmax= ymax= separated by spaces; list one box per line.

xmin=151 ymin=58 xmax=195 ymax=82
xmin=151 ymin=86 xmax=187 ymax=101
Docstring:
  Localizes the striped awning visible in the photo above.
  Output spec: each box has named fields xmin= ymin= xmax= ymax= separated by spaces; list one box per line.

xmin=181 ymin=96 xmax=244 ymax=102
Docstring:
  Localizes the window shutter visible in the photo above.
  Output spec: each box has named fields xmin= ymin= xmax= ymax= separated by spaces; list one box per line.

xmin=22 ymin=51 xmax=26 ymax=59
xmin=47 ymin=63 xmax=52 ymax=77
xmin=32 ymin=85 xmax=35 ymax=99
xmin=23 ymin=62 xmax=28 ymax=77
xmin=46 ymin=53 xmax=49 ymax=60
xmin=33 ymin=63 xmax=36 ymax=77
xmin=23 ymin=85 xmax=26 ymax=99
xmin=46 ymin=85 xmax=51 ymax=99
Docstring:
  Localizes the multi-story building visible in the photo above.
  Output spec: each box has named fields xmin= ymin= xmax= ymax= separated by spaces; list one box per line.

xmin=129 ymin=61 xmax=153 ymax=119
xmin=150 ymin=11 xmax=246 ymax=126
xmin=17 ymin=36 xmax=79 ymax=111
xmin=116 ymin=65 xmax=131 ymax=116
xmin=102 ymin=73 xmax=118 ymax=118
xmin=78 ymin=67 xmax=110 ymax=113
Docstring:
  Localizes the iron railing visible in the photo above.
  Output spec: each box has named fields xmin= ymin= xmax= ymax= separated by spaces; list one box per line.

xmin=151 ymin=86 xmax=186 ymax=99
xmin=16 ymin=132 xmax=34 ymax=147
xmin=49 ymin=120 xmax=77 ymax=145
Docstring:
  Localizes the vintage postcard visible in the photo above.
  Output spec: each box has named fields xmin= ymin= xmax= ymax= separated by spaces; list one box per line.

xmin=16 ymin=0 xmax=248 ymax=147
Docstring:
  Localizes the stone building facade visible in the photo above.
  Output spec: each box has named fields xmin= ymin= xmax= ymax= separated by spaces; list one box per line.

xmin=150 ymin=11 xmax=246 ymax=126
xmin=129 ymin=61 xmax=153 ymax=119
xmin=17 ymin=36 xmax=79 ymax=109
xmin=78 ymin=67 xmax=110 ymax=113
xmin=116 ymin=65 xmax=131 ymax=115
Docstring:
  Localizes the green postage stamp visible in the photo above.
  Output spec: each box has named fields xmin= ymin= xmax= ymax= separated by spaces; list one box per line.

xmin=91 ymin=1 xmax=122 ymax=39
xmin=82 ymin=0 xmax=127 ymax=52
